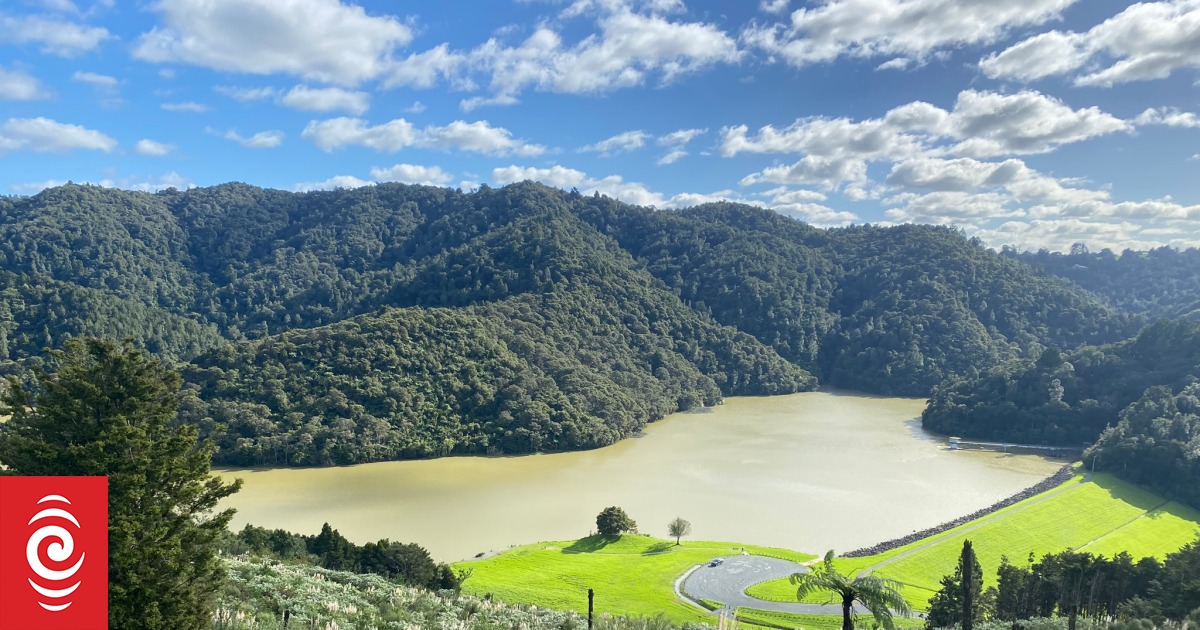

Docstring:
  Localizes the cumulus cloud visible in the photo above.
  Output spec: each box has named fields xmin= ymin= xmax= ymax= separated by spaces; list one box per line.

xmin=134 ymin=0 xmax=412 ymax=85
xmin=291 ymin=175 xmax=374 ymax=192
xmin=757 ymin=186 xmax=855 ymax=226
xmin=580 ymin=130 xmax=649 ymax=154
xmin=878 ymin=155 xmax=1200 ymax=251
xmin=658 ymin=127 xmax=706 ymax=146
xmin=214 ymin=85 xmax=278 ymax=101
xmin=135 ymin=139 xmax=175 ymax=156
xmin=302 ymin=117 xmax=546 ymax=156
xmin=0 ymin=117 xmax=116 ymax=153
xmin=161 ymin=101 xmax=210 ymax=113
xmin=491 ymin=164 xmax=744 ymax=208
xmin=222 ymin=129 xmax=284 ymax=149
xmin=280 ymin=85 xmax=369 ymax=115
xmin=727 ymin=89 xmax=1129 ymax=189
xmin=12 ymin=172 xmax=192 ymax=194
xmin=0 ymin=12 xmax=111 ymax=55
xmin=0 ymin=67 xmax=47 ymax=100
xmin=1134 ymin=107 xmax=1200 ymax=128
xmin=369 ymin=163 xmax=453 ymax=186
xmin=386 ymin=3 xmax=738 ymax=106
xmin=760 ymin=0 xmax=789 ymax=14
xmin=981 ymin=0 xmax=1200 ymax=87
xmin=743 ymin=0 xmax=1075 ymax=68
xmin=656 ymin=149 xmax=687 ymax=165
xmin=72 ymin=71 xmax=117 ymax=89
xmin=944 ymin=90 xmax=1129 ymax=157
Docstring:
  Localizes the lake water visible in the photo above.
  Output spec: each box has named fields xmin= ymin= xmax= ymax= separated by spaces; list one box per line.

xmin=216 ymin=391 xmax=1063 ymax=561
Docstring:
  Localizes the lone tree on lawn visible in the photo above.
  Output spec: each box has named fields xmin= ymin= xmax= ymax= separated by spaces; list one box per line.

xmin=668 ymin=517 xmax=692 ymax=545
xmin=596 ymin=506 xmax=637 ymax=537
xmin=791 ymin=550 xmax=911 ymax=630
xmin=0 ymin=338 xmax=242 ymax=630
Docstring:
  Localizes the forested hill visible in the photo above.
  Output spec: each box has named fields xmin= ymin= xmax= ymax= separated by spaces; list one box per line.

xmin=1008 ymin=247 xmax=1200 ymax=322
xmin=923 ymin=319 xmax=1200 ymax=508
xmin=0 ymin=181 xmax=1136 ymax=464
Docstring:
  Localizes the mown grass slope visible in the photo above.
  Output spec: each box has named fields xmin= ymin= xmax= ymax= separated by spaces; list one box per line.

xmin=747 ymin=472 xmax=1200 ymax=610
xmin=455 ymin=534 xmax=814 ymax=626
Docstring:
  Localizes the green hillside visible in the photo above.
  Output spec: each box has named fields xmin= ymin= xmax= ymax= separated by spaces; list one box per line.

xmin=746 ymin=472 xmax=1200 ymax=609
xmin=0 ymin=181 xmax=1146 ymax=466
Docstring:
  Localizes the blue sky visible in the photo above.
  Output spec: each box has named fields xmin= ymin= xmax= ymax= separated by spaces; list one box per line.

xmin=1 ymin=0 xmax=1198 ymax=252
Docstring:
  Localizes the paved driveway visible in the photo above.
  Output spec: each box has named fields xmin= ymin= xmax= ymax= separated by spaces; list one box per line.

xmin=679 ymin=555 xmax=864 ymax=615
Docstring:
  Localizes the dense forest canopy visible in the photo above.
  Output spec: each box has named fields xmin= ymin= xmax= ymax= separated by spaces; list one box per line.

xmin=0 ymin=181 xmax=1167 ymax=467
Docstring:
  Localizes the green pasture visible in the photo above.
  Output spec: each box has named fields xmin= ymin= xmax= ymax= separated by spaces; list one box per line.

xmin=747 ymin=473 xmax=1200 ymax=610
xmin=454 ymin=534 xmax=814 ymax=626
xmin=735 ymin=608 xmax=924 ymax=630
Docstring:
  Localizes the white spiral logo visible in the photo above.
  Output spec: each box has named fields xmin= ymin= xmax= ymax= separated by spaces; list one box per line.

xmin=26 ymin=494 xmax=86 ymax=612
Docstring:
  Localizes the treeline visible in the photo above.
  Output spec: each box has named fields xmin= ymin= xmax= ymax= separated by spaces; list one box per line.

xmin=1010 ymin=245 xmax=1200 ymax=322
xmin=0 ymin=181 xmax=1155 ymax=465
xmin=927 ymin=540 xmax=1200 ymax=629
xmin=923 ymin=319 xmax=1200 ymax=507
xmin=222 ymin=522 xmax=459 ymax=591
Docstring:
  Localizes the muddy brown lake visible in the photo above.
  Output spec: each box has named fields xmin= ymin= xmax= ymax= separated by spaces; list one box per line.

xmin=216 ymin=390 xmax=1062 ymax=561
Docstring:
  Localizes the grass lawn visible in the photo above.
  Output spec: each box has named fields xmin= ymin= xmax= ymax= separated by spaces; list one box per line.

xmin=746 ymin=472 xmax=1200 ymax=611
xmin=735 ymin=608 xmax=924 ymax=630
xmin=454 ymin=533 xmax=814 ymax=626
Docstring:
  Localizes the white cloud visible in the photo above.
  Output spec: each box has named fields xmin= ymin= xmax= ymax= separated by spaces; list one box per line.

xmin=406 ymin=101 xmax=426 ymax=114
xmin=944 ymin=90 xmax=1129 ymax=158
xmin=302 ymin=117 xmax=546 ymax=156
xmin=10 ymin=179 xmax=70 ymax=194
xmin=135 ymin=139 xmax=175 ymax=156
xmin=369 ymin=163 xmax=453 ymax=186
xmin=0 ymin=67 xmax=47 ymax=100
xmin=656 ymin=149 xmax=687 ymax=165
xmin=12 ymin=172 xmax=191 ymax=195
xmin=1134 ymin=107 xmax=1200 ymax=128
xmin=760 ymin=0 xmax=789 ymax=14
xmin=161 ymin=101 xmax=210 ymax=113
xmin=104 ymin=171 xmax=193 ymax=192
xmin=658 ymin=127 xmax=706 ymax=146
xmin=580 ymin=130 xmax=649 ymax=154
xmin=982 ymin=0 xmax=1200 ymax=87
xmin=743 ymin=0 xmax=1075 ymax=68
xmin=728 ymin=89 xmax=1128 ymax=189
xmin=387 ymin=5 xmax=738 ymax=105
xmin=0 ymin=12 xmax=111 ymax=55
xmin=214 ymin=85 xmax=277 ymax=101
xmin=280 ymin=85 xmax=369 ymax=115
xmin=292 ymin=175 xmax=374 ymax=192
xmin=134 ymin=0 xmax=413 ymax=86
xmin=460 ymin=94 xmax=520 ymax=112
xmin=72 ymin=71 xmax=117 ymax=89
xmin=0 ymin=117 xmax=116 ymax=153
xmin=492 ymin=164 xmax=744 ymax=208
xmin=223 ymin=129 xmax=284 ymax=149
xmin=878 ymin=155 xmax=1200 ymax=251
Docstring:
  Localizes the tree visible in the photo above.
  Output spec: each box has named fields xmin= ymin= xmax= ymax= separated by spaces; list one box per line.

xmin=792 ymin=550 xmax=911 ymax=630
xmin=667 ymin=517 xmax=692 ymax=545
xmin=596 ymin=506 xmax=637 ymax=537
xmin=0 ymin=338 xmax=242 ymax=630
xmin=926 ymin=540 xmax=984 ymax=629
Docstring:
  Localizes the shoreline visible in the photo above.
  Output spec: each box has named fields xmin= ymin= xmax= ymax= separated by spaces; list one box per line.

xmin=842 ymin=464 xmax=1077 ymax=558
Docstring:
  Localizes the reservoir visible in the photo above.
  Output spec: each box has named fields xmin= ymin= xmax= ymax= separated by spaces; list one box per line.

xmin=217 ymin=391 xmax=1062 ymax=561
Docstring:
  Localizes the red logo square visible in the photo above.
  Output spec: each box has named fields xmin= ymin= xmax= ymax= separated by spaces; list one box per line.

xmin=0 ymin=476 xmax=108 ymax=630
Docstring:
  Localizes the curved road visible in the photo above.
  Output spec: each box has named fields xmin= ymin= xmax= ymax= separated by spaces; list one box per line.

xmin=680 ymin=555 xmax=865 ymax=615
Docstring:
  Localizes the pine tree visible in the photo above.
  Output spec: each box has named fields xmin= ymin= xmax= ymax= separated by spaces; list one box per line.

xmin=0 ymin=338 xmax=242 ymax=630
xmin=926 ymin=540 xmax=984 ymax=629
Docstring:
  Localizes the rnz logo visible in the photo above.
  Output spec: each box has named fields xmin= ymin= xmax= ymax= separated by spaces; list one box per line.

xmin=0 ymin=476 xmax=108 ymax=630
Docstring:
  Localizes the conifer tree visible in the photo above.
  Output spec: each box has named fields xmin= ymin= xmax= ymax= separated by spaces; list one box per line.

xmin=0 ymin=338 xmax=242 ymax=630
